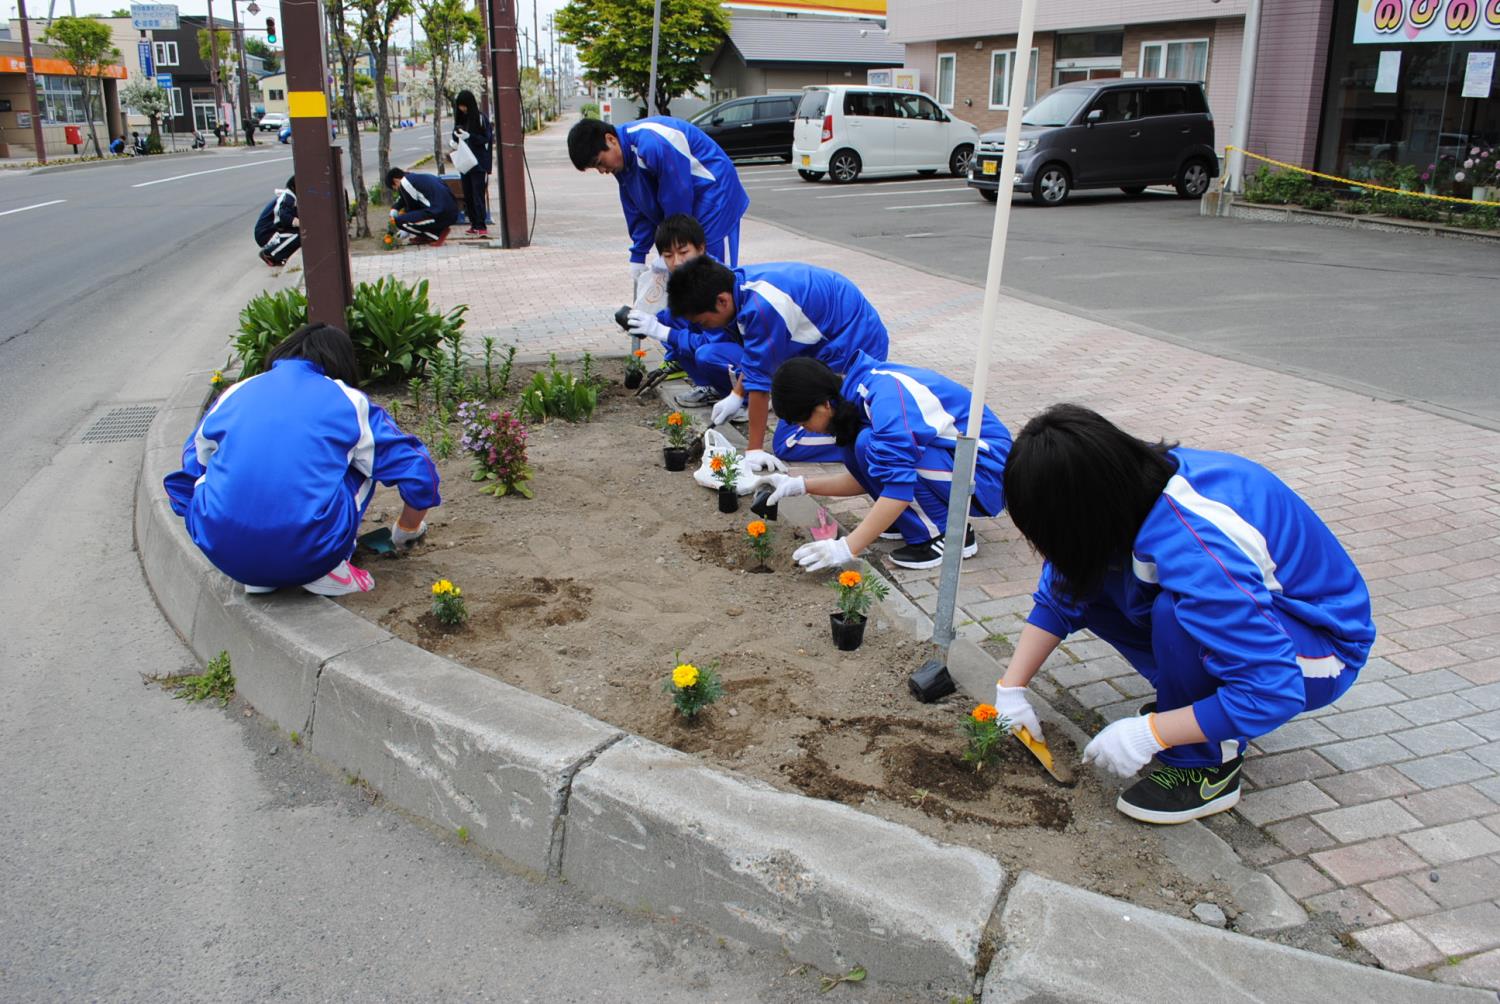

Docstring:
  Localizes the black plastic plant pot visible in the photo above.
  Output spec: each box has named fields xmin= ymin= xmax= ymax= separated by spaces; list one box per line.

xmin=749 ymin=484 xmax=779 ymax=521
xmin=908 ymin=657 xmax=956 ymax=702
xmin=663 ymin=446 xmax=688 ymax=471
xmin=624 ymin=370 xmax=643 ymax=390
xmin=717 ymin=486 xmax=740 ymax=513
xmin=830 ymin=612 xmax=867 ymax=651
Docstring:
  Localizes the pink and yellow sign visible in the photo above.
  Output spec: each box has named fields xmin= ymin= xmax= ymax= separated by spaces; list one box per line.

xmin=726 ymin=0 xmax=886 ymax=15
xmin=1354 ymin=0 xmax=1500 ymax=43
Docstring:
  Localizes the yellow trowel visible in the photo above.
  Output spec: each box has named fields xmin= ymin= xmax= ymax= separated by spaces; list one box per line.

xmin=1014 ymin=725 xmax=1076 ymax=786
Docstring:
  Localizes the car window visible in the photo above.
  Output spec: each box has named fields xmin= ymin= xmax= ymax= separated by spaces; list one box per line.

xmin=798 ymin=90 xmax=829 ymax=118
xmin=1022 ymin=87 xmax=1090 ymax=127
xmin=756 ymin=97 xmax=796 ymax=120
xmin=846 ymin=91 xmax=895 ymax=117
xmin=1142 ymin=87 xmax=1188 ymax=117
xmin=1091 ymin=89 xmax=1142 ymax=123
xmin=918 ymin=96 xmax=945 ymax=121
xmin=713 ymin=101 xmax=753 ymax=125
xmin=1185 ymin=86 xmax=1209 ymax=114
xmin=892 ymin=93 xmax=941 ymax=121
xmin=867 ymin=92 xmax=897 ymax=117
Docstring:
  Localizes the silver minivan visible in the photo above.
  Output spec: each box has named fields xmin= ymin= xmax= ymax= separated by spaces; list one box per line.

xmin=967 ymin=79 xmax=1219 ymax=205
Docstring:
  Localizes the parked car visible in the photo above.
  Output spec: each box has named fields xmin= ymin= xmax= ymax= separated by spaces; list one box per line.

xmin=690 ymin=95 xmax=798 ymax=161
xmin=792 ymin=85 xmax=979 ymax=184
xmin=258 ymin=112 xmax=289 ymax=133
xmin=967 ymin=79 xmax=1218 ymax=206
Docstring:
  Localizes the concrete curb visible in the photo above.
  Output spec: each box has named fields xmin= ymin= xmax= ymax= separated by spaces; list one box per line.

xmin=137 ymin=370 xmax=1489 ymax=997
xmin=1212 ymin=193 xmax=1500 ymax=246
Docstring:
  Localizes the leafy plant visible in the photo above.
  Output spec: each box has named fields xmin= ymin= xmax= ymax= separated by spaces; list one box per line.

xmin=483 ymin=338 xmax=517 ymax=398
xmin=368 ymin=183 xmax=385 ymax=206
xmin=659 ymin=410 xmax=693 ymax=449
xmin=626 ymin=347 xmax=648 ymax=378
xmin=458 ymin=401 xmax=534 ymax=498
xmin=518 ymin=356 xmax=599 ymax=423
xmin=961 ymin=703 xmax=1012 ymax=772
xmin=430 ymin=578 xmax=467 ymax=625
xmin=235 ymin=288 xmax=309 ymax=377
xmin=818 ymin=966 xmax=866 ymax=993
xmin=580 ymin=101 xmax=600 ymax=119
xmin=708 ymin=451 xmax=739 ymax=489
xmin=833 ymin=569 xmax=889 ymax=623
xmin=663 ymin=656 xmax=723 ymax=719
xmin=345 ymin=276 xmax=468 ymax=383
xmin=745 ymin=519 xmax=772 ymax=569
xmin=1242 ymin=165 xmax=1311 ymax=206
xmin=172 ymin=651 xmax=235 ymax=706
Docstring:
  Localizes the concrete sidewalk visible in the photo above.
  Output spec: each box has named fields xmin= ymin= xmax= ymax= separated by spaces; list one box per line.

xmin=354 ymin=119 xmax=1500 ymax=992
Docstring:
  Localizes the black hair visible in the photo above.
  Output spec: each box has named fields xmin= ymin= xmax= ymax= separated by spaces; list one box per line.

xmin=386 ymin=167 xmax=406 ymax=186
xmin=285 ymin=175 xmax=297 ymax=192
xmin=655 ymin=213 xmax=706 ymax=254
xmin=1003 ymin=404 xmax=1178 ymax=600
xmin=453 ymin=89 xmax=479 ymax=131
xmin=770 ymin=357 xmax=864 ymax=447
xmin=567 ymin=117 xmax=616 ymax=170
xmin=265 ymin=323 xmax=362 ymax=387
xmin=666 ymin=256 xmax=735 ymax=317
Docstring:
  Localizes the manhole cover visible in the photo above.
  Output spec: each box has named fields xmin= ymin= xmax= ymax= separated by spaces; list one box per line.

xmin=80 ymin=405 xmax=159 ymax=444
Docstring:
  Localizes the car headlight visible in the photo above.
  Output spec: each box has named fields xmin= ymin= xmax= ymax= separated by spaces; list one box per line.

xmin=1016 ymin=138 xmax=1037 ymax=152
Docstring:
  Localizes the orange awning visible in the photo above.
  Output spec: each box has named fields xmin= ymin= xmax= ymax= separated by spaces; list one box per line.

xmin=0 ymin=55 xmax=128 ymax=79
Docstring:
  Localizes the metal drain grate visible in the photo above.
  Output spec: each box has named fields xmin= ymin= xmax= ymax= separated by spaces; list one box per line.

xmin=80 ymin=405 xmax=159 ymax=444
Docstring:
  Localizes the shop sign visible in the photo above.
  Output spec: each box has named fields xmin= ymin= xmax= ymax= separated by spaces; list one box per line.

xmin=130 ymin=3 xmax=179 ymax=30
xmin=1355 ymin=0 xmax=1500 ymax=44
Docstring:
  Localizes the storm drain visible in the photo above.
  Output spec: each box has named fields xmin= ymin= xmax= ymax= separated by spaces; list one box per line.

xmin=80 ymin=405 xmax=159 ymax=444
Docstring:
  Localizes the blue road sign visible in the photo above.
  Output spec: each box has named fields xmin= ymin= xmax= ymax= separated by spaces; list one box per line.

xmin=138 ymin=40 xmax=154 ymax=78
xmin=157 ymin=72 xmax=173 ymax=89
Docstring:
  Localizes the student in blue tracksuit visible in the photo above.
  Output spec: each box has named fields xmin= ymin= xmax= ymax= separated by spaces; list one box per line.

xmin=254 ymin=176 xmax=300 ymax=267
xmin=995 ymin=404 xmax=1375 ymax=824
xmin=666 ymin=256 xmax=891 ymax=474
xmin=387 ymin=167 xmax=459 ymax=244
xmin=164 ymin=324 xmax=441 ymax=596
xmin=760 ymin=354 xmax=1011 ymax=570
xmin=568 ymin=116 xmax=749 ymax=282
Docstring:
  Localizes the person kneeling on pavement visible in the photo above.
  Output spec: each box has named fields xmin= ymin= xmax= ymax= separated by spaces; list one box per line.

xmin=164 ymin=323 xmax=441 ymax=597
xmin=255 ymin=176 xmax=300 ymax=267
xmin=759 ymin=354 xmax=1011 ymax=570
xmin=995 ymin=404 xmax=1375 ymax=824
xmin=387 ymin=167 xmax=458 ymax=246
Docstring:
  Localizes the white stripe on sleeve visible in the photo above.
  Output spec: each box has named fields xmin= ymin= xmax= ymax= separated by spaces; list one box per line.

xmin=1162 ymin=474 xmax=1283 ymax=592
xmin=627 ymin=122 xmax=717 ymax=181
xmin=741 ymin=279 xmax=825 ymax=346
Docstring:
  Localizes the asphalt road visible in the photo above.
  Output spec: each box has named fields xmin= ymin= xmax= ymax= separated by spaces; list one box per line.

xmin=738 ymin=163 xmax=1500 ymax=427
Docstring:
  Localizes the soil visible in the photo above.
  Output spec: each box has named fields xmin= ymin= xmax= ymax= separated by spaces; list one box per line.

xmin=339 ymin=364 xmax=1234 ymax=918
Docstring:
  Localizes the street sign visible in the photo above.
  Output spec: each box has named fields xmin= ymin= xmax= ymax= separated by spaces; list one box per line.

xmin=157 ymin=72 xmax=174 ymax=89
xmin=130 ymin=3 xmax=179 ymax=30
xmin=138 ymin=40 xmax=154 ymax=78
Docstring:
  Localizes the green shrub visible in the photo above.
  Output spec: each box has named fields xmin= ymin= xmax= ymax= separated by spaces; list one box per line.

xmin=580 ymin=102 xmax=600 ymax=120
xmin=518 ymin=355 xmax=598 ymax=423
xmin=1466 ymin=205 xmax=1499 ymax=230
xmin=1300 ymin=189 xmax=1335 ymax=212
xmin=346 ymin=277 xmax=468 ymax=383
xmin=235 ymin=288 xmax=309 ymax=377
xmin=368 ymin=183 xmax=385 ymax=206
xmin=1243 ymin=165 xmax=1311 ymax=206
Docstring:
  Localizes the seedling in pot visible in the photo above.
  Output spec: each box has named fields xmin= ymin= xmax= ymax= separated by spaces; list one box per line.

xmin=829 ymin=570 xmax=888 ymax=651
xmin=658 ymin=410 xmax=693 ymax=470
xmin=709 ymin=453 xmax=741 ymax=513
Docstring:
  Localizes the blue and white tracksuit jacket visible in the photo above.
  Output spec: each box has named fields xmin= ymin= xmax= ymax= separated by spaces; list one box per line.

xmin=840 ymin=352 xmax=1010 ymax=545
xmin=254 ymin=188 xmax=299 ymax=261
xmin=1027 ymin=448 xmax=1376 ymax=767
xmin=394 ymin=172 xmax=458 ymax=231
xmin=163 ymin=359 xmax=442 ymax=588
xmin=617 ymin=117 xmax=748 ymax=265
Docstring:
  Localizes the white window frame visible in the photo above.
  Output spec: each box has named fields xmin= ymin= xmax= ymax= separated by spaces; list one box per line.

xmin=153 ymin=40 xmax=179 ymax=67
xmin=1138 ymin=38 xmax=1209 ymax=82
xmin=936 ymin=52 xmax=956 ymax=108
xmin=170 ymin=86 xmax=183 ymax=117
xmin=988 ymin=47 xmax=1040 ymax=110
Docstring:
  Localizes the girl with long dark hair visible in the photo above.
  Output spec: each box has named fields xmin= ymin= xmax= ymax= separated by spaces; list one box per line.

xmin=451 ymin=89 xmax=493 ymax=237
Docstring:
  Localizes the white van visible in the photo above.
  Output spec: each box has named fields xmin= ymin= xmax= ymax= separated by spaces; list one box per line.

xmin=792 ymin=86 xmax=979 ymax=184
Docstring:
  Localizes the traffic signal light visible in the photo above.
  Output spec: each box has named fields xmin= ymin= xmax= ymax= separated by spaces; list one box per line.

xmin=265 ymin=17 xmax=276 ymax=43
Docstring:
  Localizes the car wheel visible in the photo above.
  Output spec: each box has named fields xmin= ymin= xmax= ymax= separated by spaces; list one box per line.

xmin=1120 ymin=185 xmax=1147 ymax=195
xmin=1030 ymin=163 xmax=1071 ymax=205
xmin=1176 ymin=158 xmax=1212 ymax=198
xmin=828 ymin=149 xmax=862 ymax=183
xmin=979 ymin=189 xmax=999 ymax=203
xmin=949 ymin=143 xmax=975 ymax=177
xmin=797 ymin=169 xmax=824 ymax=182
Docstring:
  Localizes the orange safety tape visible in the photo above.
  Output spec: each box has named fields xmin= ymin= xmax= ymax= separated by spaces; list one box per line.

xmin=1226 ymin=145 xmax=1500 ymax=208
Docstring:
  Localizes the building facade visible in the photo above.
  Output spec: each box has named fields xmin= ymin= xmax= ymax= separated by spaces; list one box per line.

xmin=707 ymin=12 xmax=904 ymax=104
xmin=0 ymin=38 xmax=126 ymax=157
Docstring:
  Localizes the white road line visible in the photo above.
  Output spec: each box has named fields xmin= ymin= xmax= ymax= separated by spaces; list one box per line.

xmin=0 ymin=199 xmax=65 ymax=217
xmin=884 ymin=201 xmax=979 ymax=210
xmin=816 ymin=187 xmax=968 ymax=200
xmin=769 ymin=176 xmax=969 ymax=193
xmin=132 ymin=156 xmax=293 ymax=188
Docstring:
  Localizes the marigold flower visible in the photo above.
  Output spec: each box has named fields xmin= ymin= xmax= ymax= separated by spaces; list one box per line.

xmin=666 ymin=412 xmax=684 ymax=427
xmin=972 ymin=703 xmax=999 ymax=723
xmin=710 ymin=455 xmax=726 ymax=472
xmin=747 ymin=520 xmax=767 ymax=538
xmin=838 ymin=570 xmax=863 ymax=588
xmin=211 ymin=370 xmax=224 ymax=385
xmin=431 ymin=579 xmax=453 ymax=596
xmin=633 ymin=349 xmax=647 ymax=358
xmin=672 ymin=663 xmax=699 ymax=689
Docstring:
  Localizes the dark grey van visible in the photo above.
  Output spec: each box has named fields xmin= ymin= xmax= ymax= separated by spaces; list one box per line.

xmin=967 ymin=79 xmax=1218 ymax=206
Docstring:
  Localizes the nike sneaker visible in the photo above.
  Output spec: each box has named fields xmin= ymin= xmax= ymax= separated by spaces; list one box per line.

xmin=889 ymin=526 xmax=978 ymax=570
xmin=1116 ymin=757 xmax=1243 ymax=824
xmin=302 ymin=560 xmax=375 ymax=597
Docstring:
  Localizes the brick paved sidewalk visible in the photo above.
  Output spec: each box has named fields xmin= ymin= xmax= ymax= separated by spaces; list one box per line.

xmin=356 ymin=119 xmax=1500 ymax=992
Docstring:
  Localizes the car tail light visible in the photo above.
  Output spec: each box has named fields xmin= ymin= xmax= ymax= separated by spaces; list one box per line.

xmin=821 ymin=115 xmax=833 ymax=143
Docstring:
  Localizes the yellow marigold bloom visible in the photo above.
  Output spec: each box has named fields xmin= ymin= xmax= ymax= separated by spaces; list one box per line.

xmin=838 ymin=570 xmax=863 ymax=588
xmin=666 ymin=412 xmax=684 ymax=427
xmin=432 ymin=580 xmax=453 ymax=596
xmin=972 ymin=703 xmax=999 ymax=723
xmin=211 ymin=370 xmax=224 ymax=384
xmin=710 ymin=455 xmax=726 ymax=472
xmin=633 ymin=349 xmax=647 ymax=358
xmin=746 ymin=520 xmax=767 ymax=538
xmin=672 ymin=663 xmax=699 ymax=689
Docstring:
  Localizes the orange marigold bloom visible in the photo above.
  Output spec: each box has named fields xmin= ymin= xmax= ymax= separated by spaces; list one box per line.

xmin=838 ymin=570 xmax=863 ymax=588
xmin=710 ymin=455 xmax=726 ymax=472
xmin=972 ymin=703 xmax=999 ymax=723
xmin=633 ymin=349 xmax=647 ymax=358
xmin=747 ymin=520 xmax=767 ymax=537
xmin=666 ymin=412 xmax=684 ymax=426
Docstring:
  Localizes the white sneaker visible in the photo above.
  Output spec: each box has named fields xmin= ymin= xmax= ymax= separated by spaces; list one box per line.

xmin=677 ymin=385 xmax=722 ymax=407
xmin=728 ymin=406 xmax=750 ymax=424
xmin=302 ymin=560 xmax=375 ymax=596
xmin=243 ymin=584 xmax=277 ymax=594
xmin=879 ymin=531 xmax=904 ymax=541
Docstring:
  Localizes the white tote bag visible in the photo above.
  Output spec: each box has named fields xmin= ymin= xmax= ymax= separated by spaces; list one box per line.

xmin=450 ymin=130 xmax=479 ymax=174
xmin=692 ymin=429 xmax=759 ymax=495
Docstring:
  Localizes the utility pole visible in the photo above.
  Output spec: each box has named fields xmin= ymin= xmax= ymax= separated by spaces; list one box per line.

xmin=206 ymin=0 xmax=225 ymax=124
xmin=646 ymin=0 xmax=662 ymax=117
xmin=16 ymin=0 xmax=47 ymax=162
xmin=485 ymin=0 xmax=528 ymax=247
xmin=284 ymin=0 xmax=353 ymax=324
xmin=230 ymin=0 xmax=252 ymax=140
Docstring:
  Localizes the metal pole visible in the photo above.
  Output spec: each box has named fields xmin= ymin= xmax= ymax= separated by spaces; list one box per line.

xmin=231 ymin=0 xmax=252 ymax=140
xmin=17 ymin=0 xmax=48 ymax=162
xmin=930 ymin=0 xmax=1038 ymax=649
xmin=645 ymin=0 xmax=662 ymax=118
xmin=486 ymin=0 xmax=530 ymax=247
xmin=1226 ymin=0 xmax=1263 ymax=195
xmin=206 ymin=0 xmax=225 ymax=124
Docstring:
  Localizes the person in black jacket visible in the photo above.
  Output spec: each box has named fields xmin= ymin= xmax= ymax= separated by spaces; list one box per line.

xmin=451 ymin=89 xmax=493 ymax=237
xmin=254 ymin=176 xmax=299 ymax=267
xmin=386 ymin=167 xmax=459 ymax=245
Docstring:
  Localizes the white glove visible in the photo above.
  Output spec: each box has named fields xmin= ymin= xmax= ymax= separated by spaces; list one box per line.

xmin=994 ymin=684 xmax=1044 ymax=743
xmin=763 ymin=473 xmax=806 ymax=505
xmin=1083 ymin=715 xmax=1166 ymax=777
xmin=742 ymin=449 xmax=787 ymax=476
xmin=710 ymin=391 xmax=744 ymax=427
xmin=630 ymin=261 xmax=648 ymax=283
xmin=626 ymin=309 xmax=669 ymax=342
xmin=792 ymin=537 xmax=854 ymax=572
xmin=391 ymin=520 xmax=427 ymax=548
xmin=389 ymin=209 xmax=398 ymax=220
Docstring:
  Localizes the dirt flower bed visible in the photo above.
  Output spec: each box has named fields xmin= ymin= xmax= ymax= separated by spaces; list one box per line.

xmin=339 ymin=365 xmax=1232 ymax=917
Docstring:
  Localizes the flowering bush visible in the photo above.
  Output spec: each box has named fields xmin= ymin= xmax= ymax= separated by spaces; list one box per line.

xmin=961 ymin=703 xmax=1013 ymax=772
xmin=746 ymin=519 xmax=772 ymax=568
xmin=659 ymin=410 xmax=693 ymax=449
xmin=1460 ymin=145 xmax=1497 ymax=190
xmin=708 ymin=451 xmax=740 ymax=490
xmin=833 ymin=569 xmax=889 ymax=622
xmin=431 ymin=579 xmax=467 ymax=625
xmin=458 ymin=400 xmax=534 ymax=498
xmin=663 ymin=657 xmax=723 ymax=718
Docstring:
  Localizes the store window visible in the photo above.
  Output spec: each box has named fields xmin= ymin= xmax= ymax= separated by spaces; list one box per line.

xmin=34 ymin=74 xmax=89 ymax=123
xmin=154 ymin=41 xmax=179 ymax=66
xmin=989 ymin=48 xmax=1040 ymax=109
xmin=937 ymin=52 xmax=956 ymax=107
xmin=170 ymin=87 xmax=184 ymax=117
xmin=1140 ymin=40 xmax=1208 ymax=82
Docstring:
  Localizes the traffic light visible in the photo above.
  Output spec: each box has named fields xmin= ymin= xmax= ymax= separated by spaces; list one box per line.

xmin=265 ymin=17 xmax=276 ymax=43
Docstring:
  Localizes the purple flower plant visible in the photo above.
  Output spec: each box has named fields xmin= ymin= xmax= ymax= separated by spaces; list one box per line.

xmin=458 ymin=399 xmax=532 ymax=495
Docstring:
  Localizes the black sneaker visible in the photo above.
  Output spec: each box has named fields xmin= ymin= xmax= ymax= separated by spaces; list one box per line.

xmin=1117 ymin=757 xmax=1243 ymax=824
xmin=888 ymin=526 xmax=978 ymax=570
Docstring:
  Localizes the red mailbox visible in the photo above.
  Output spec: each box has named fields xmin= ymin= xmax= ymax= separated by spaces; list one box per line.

xmin=64 ymin=125 xmax=82 ymax=146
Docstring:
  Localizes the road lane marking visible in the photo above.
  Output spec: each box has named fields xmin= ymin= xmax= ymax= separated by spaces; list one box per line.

xmin=817 ymin=187 xmax=967 ymax=200
xmin=132 ymin=156 xmax=293 ymax=187
xmin=884 ymin=201 xmax=979 ymax=210
xmin=0 ymin=199 xmax=65 ymax=217
xmin=769 ymin=176 xmax=971 ymax=192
